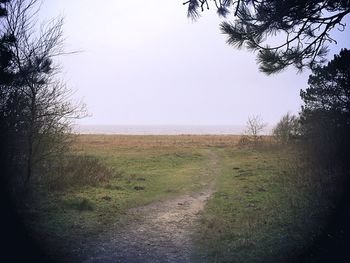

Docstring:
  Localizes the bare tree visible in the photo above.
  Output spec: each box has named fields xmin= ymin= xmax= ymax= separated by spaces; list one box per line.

xmin=245 ymin=115 xmax=267 ymax=143
xmin=1 ymin=0 xmax=85 ymax=184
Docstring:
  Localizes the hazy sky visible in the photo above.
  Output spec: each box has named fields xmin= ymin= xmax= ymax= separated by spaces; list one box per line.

xmin=40 ymin=0 xmax=350 ymax=126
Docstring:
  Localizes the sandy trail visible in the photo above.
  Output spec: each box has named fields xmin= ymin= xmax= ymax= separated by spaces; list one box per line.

xmin=83 ymin=150 xmax=220 ymax=263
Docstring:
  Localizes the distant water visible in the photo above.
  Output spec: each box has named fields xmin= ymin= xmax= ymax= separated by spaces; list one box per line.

xmin=74 ymin=125 xmax=273 ymax=135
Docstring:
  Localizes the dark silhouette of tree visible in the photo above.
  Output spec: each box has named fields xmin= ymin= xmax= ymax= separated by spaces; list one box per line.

xmin=301 ymin=48 xmax=350 ymax=116
xmin=0 ymin=0 xmax=85 ymax=188
xmin=300 ymin=48 xmax=350 ymax=166
xmin=0 ymin=1 xmax=14 ymax=85
xmin=297 ymin=48 xmax=350 ymax=263
xmin=183 ymin=0 xmax=350 ymax=74
xmin=0 ymin=0 xmax=18 ymax=188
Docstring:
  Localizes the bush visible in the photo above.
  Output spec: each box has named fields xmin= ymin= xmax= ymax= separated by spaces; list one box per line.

xmin=273 ymin=113 xmax=300 ymax=145
xmin=40 ymin=155 xmax=120 ymax=190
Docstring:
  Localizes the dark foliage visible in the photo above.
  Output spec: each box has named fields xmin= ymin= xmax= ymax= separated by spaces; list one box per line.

xmin=1 ymin=2 xmax=56 ymax=261
xmin=297 ymin=49 xmax=350 ymax=262
xmin=0 ymin=0 xmax=17 ymax=189
xmin=300 ymin=48 xmax=350 ymax=168
xmin=184 ymin=0 xmax=350 ymax=74
xmin=0 ymin=0 xmax=84 ymax=193
xmin=0 ymin=1 xmax=15 ymax=85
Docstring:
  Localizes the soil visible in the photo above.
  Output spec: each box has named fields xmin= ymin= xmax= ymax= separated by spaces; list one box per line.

xmin=82 ymin=150 xmax=220 ymax=263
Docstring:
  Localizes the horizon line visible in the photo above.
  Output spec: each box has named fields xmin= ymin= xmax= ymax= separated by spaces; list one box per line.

xmin=74 ymin=124 xmax=275 ymax=126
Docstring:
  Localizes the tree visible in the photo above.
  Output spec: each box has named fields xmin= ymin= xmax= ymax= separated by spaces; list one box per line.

xmin=0 ymin=0 xmax=85 ymax=187
xmin=245 ymin=114 xmax=267 ymax=143
xmin=301 ymin=48 xmax=350 ymax=117
xmin=300 ymin=48 xmax=350 ymax=165
xmin=273 ymin=112 xmax=300 ymax=144
xmin=0 ymin=0 xmax=14 ymax=85
xmin=184 ymin=0 xmax=350 ymax=74
xmin=0 ymin=0 xmax=18 ymax=188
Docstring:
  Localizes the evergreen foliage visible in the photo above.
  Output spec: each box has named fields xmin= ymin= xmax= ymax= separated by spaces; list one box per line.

xmin=184 ymin=0 xmax=350 ymax=74
xmin=300 ymin=48 xmax=350 ymax=167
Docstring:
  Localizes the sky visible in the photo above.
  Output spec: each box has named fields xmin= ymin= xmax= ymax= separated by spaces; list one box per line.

xmin=39 ymin=0 xmax=350 ymax=126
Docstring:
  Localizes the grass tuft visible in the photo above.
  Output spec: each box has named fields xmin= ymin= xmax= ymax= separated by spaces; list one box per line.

xmin=63 ymin=197 xmax=94 ymax=211
xmin=41 ymin=154 xmax=121 ymax=190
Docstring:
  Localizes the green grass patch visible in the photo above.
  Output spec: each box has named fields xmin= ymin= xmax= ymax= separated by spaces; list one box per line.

xmin=21 ymin=135 xmax=339 ymax=262
xmin=23 ymin=141 xmax=216 ymax=261
xmin=63 ymin=197 xmax=94 ymax=211
xmin=192 ymin=146 xmax=335 ymax=263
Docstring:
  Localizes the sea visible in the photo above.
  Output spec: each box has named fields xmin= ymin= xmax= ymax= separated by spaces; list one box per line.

xmin=74 ymin=125 xmax=273 ymax=135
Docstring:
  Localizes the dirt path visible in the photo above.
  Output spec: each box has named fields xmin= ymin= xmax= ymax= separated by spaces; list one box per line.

xmin=82 ymin=150 xmax=220 ymax=263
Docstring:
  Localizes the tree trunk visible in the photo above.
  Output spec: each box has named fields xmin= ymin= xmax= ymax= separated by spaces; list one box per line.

xmin=25 ymin=137 xmax=32 ymax=184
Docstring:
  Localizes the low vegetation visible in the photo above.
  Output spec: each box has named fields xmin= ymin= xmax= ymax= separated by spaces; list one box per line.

xmin=18 ymin=134 xmax=344 ymax=262
xmin=21 ymin=135 xmax=228 ymax=260
xmin=192 ymin=146 xmax=339 ymax=263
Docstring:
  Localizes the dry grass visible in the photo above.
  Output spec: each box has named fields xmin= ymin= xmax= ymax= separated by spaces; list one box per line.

xmin=39 ymin=155 xmax=120 ymax=190
xmin=73 ymin=134 xmax=242 ymax=151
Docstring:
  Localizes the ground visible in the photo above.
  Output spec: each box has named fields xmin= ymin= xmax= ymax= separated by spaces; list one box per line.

xmin=82 ymin=150 xmax=219 ymax=263
xmin=19 ymin=135 xmax=339 ymax=262
xmin=84 ymin=192 xmax=211 ymax=263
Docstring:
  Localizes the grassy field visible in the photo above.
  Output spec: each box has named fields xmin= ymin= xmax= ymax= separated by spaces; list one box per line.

xmin=192 ymin=146 xmax=334 ymax=263
xmin=21 ymin=135 xmax=337 ymax=262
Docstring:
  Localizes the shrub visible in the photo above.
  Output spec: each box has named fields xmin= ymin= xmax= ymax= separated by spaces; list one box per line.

xmin=40 ymin=155 xmax=120 ymax=190
xmin=273 ymin=113 xmax=301 ymax=145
